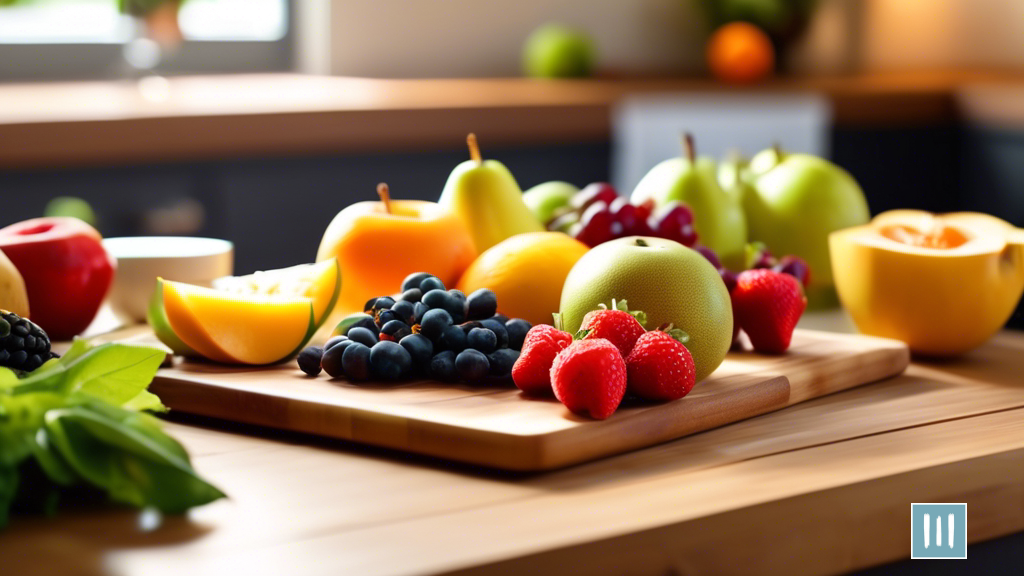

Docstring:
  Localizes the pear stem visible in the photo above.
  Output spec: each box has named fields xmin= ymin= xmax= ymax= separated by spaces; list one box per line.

xmin=467 ymin=133 xmax=482 ymax=164
xmin=377 ymin=182 xmax=392 ymax=215
xmin=772 ymin=142 xmax=783 ymax=162
xmin=681 ymin=132 xmax=696 ymax=162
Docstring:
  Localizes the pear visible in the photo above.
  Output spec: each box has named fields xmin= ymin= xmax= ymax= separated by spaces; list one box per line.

xmin=630 ymin=134 xmax=747 ymax=271
xmin=438 ymin=134 xmax=544 ymax=253
xmin=744 ymin=146 xmax=870 ymax=307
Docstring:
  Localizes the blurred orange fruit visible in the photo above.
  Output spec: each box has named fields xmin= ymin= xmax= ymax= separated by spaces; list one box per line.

xmin=707 ymin=22 xmax=774 ymax=84
xmin=457 ymin=232 xmax=589 ymax=326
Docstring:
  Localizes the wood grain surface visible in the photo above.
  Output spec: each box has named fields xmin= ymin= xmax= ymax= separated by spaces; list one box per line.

xmin=3 ymin=329 xmax=1023 ymax=576
xmin=146 ymin=329 xmax=908 ymax=471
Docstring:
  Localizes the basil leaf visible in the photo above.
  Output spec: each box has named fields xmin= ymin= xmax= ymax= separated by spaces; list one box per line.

xmin=43 ymin=403 xmax=224 ymax=514
xmin=0 ymin=368 xmax=17 ymax=390
xmin=122 ymin=390 xmax=168 ymax=413
xmin=0 ymin=392 xmax=64 ymax=468
xmin=61 ymin=344 xmax=166 ymax=406
xmin=30 ymin=427 xmax=78 ymax=486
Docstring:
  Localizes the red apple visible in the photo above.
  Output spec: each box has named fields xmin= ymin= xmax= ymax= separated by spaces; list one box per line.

xmin=0 ymin=217 xmax=115 ymax=340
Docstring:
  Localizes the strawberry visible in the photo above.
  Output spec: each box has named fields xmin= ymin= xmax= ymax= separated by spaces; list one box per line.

xmin=550 ymin=338 xmax=627 ymax=420
xmin=732 ymin=269 xmax=807 ymax=354
xmin=625 ymin=331 xmax=696 ymax=401
xmin=512 ymin=325 xmax=572 ymax=395
xmin=579 ymin=300 xmax=646 ymax=357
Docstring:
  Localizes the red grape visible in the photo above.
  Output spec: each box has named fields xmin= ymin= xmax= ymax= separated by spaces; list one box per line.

xmin=571 ymin=182 xmax=619 ymax=212
xmin=610 ymin=197 xmax=639 ymax=232
xmin=774 ymin=256 xmax=811 ymax=287
xmin=549 ymin=211 xmax=581 ymax=233
xmin=695 ymin=245 xmax=721 ymax=269
xmin=576 ymin=202 xmax=614 ymax=247
xmin=635 ymin=199 xmax=656 ymax=222
xmin=719 ymin=267 xmax=738 ymax=293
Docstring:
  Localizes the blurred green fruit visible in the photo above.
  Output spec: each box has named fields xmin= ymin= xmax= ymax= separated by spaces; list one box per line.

xmin=522 ymin=24 xmax=595 ymax=78
xmin=744 ymin=147 xmax=870 ymax=307
xmin=45 ymin=196 xmax=97 ymax=227
xmin=522 ymin=181 xmax=578 ymax=224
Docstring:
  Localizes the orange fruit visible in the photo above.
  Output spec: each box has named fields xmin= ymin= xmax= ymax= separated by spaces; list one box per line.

xmin=457 ymin=232 xmax=589 ymax=326
xmin=707 ymin=22 xmax=774 ymax=84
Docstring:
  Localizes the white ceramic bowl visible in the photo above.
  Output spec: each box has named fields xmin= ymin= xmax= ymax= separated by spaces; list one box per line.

xmin=102 ymin=236 xmax=233 ymax=322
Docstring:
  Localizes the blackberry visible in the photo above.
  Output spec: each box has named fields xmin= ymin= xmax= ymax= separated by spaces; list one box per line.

xmin=0 ymin=311 xmax=51 ymax=372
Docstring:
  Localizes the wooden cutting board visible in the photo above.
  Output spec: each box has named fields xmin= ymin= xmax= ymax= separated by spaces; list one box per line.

xmin=147 ymin=329 xmax=908 ymax=471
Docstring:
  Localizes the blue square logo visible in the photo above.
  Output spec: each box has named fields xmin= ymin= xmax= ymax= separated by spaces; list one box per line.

xmin=912 ymin=503 xmax=967 ymax=559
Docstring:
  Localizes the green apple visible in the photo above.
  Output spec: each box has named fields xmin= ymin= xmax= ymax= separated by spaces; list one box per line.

xmin=744 ymin=147 xmax=870 ymax=307
xmin=522 ymin=24 xmax=595 ymax=78
xmin=558 ymin=236 xmax=733 ymax=383
xmin=631 ymin=134 xmax=747 ymax=271
xmin=45 ymin=196 xmax=97 ymax=228
xmin=522 ymin=181 xmax=578 ymax=224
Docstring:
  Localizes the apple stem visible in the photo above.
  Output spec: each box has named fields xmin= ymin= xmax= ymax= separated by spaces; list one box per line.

xmin=681 ymin=132 xmax=696 ymax=162
xmin=377 ymin=182 xmax=392 ymax=215
xmin=772 ymin=142 xmax=784 ymax=162
xmin=467 ymin=133 xmax=482 ymax=164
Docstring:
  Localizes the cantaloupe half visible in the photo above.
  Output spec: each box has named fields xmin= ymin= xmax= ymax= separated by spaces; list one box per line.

xmin=149 ymin=259 xmax=339 ymax=364
xmin=161 ymin=280 xmax=316 ymax=365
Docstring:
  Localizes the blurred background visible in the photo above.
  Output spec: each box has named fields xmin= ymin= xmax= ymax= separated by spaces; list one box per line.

xmin=0 ymin=0 xmax=1021 ymax=317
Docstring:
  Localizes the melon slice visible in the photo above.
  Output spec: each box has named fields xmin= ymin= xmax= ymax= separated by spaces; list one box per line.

xmin=161 ymin=280 xmax=316 ymax=365
xmin=212 ymin=259 xmax=340 ymax=330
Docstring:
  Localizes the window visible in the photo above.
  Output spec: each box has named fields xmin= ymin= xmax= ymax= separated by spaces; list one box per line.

xmin=0 ymin=0 xmax=292 ymax=80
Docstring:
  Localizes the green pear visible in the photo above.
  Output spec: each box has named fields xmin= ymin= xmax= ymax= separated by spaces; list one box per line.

xmin=744 ymin=146 xmax=870 ymax=307
xmin=718 ymin=151 xmax=754 ymax=205
xmin=522 ymin=181 xmax=578 ymax=224
xmin=630 ymin=134 xmax=747 ymax=271
xmin=438 ymin=134 xmax=544 ymax=254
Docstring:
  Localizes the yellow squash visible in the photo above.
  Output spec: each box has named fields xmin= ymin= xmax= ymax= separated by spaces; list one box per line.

xmin=830 ymin=210 xmax=1024 ymax=356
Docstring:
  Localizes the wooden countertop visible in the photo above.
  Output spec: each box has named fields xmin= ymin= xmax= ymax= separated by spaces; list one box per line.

xmin=1 ymin=69 xmax=1022 ymax=169
xmin=4 ymin=312 xmax=1024 ymax=575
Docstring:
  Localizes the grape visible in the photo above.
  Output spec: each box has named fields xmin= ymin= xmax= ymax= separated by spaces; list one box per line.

xmin=609 ymin=197 xmax=639 ymax=233
xmin=549 ymin=211 xmax=580 ymax=233
xmin=651 ymin=202 xmax=697 ymax=246
xmin=774 ymin=256 xmax=811 ymax=287
xmin=571 ymin=182 xmax=618 ymax=212
xmin=576 ymin=202 xmax=614 ymax=247
xmin=635 ymin=199 xmax=656 ymax=222
xmin=677 ymin=224 xmax=698 ymax=247
xmin=695 ymin=245 xmax=721 ymax=269
xmin=719 ymin=268 xmax=738 ymax=293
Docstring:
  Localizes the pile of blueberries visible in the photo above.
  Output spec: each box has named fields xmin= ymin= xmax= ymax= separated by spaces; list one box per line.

xmin=297 ymin=272 xmax=532 ymax=383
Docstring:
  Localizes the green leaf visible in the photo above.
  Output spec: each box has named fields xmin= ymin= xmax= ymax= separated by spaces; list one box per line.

xmin=59 ymin=338 xmax=92 ymax=366
xmin=62 ymin=344 xmax=166 ymax=406
xmin=122 ymin=390 xmax=167 ymax=413
xmin=596 ymin=299 xmax=647 ymax=327
xmin=0 ymin=392 xmax=64 ymax=468
xmin=43 ymin=403 xmax=225 ymax=514
xmin=551 ymin=312 xmax=563 ymax=332
xmin=30 ymin=427 xmax=78 ymax=486
xmin=0 ymin=368 xmax=17 ymax=390
xmin=572 ymin=328 xmax=591 ymax=341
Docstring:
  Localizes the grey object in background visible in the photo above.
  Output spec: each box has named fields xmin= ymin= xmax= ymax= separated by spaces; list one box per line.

xmin=612 ymin=93 xmax=831 ymax=193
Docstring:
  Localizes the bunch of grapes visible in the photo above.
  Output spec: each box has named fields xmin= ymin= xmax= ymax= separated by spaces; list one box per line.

xmin=546 ymin=183 xmax=698 ymax=248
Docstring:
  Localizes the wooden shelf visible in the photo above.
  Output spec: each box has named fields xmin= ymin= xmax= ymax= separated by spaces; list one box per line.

xmin=1 ymin=69 xmax=1022 ymax=169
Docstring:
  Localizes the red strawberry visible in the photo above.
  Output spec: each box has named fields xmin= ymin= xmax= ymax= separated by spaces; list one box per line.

xmin=550 ymin=338 xmax=627 ymax=420
xmin=580 ymin=306 xmax=646 ymax=357
xmin=512 ymin=325 xmax=572 ymax=395
xmin=625 ymin=331 xmax=696 ymax=401
xmin=732 ymin=269 xmax=807 ymax=354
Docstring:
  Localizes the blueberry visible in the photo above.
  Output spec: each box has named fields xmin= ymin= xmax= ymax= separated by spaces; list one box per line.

xmin=446 ymin=289 xmax=468 ymax=323
xmin=504 ymin=318 xmax=532 ymax=351
xmin=413 ymin=302 xmax=430 ymax=324
xmin=480 ymin=319 xmax=509 ymax=349
xmin=467 ymin=327 xmax=497 ymax=354
xmin=398 ymin=288 xmax=422 ymax=303
xmin=347 ymin=326 xmax=379 ymax=347
xmin=297 ymin=346 xmax=324 ymax=376
xmin=419 ymin=308 xmax=453 ymax=340
xmin=402 ymin=272 xmax=433 ymax=292
xmin=459 ymin=321 xmax=483 ymax=334
xmin=487 ymin=348 xmax=519 ymax=380
xmin=391 ymin=300 xmax=416 ymax=324
xmin=375 ymin=308 xmax=402 ymax=328
xmin=455 ymin=349 xmax=490 ymax=382
xmin=369 ymin=341 xmax=413 ymax=381
xmin=440 ymin=324 xmax=467 ymax=353
xmin=341 ymin=342 xmax=372 ymax=381
xmin=419 ymin=276 xmax=445 ymax=293
xmin=466 ymin=289 xmax=498 ymax=320
xmin=422 ymin=289 xmax=450 ymax=310
xmin=373 ymin=296 xmax=395 ymax=310
xmin=324 ymin=335 xmax=348 ymax=351
xmin=321 ymin=340 xmax=352 ymax=377
xmin=491 ymin=313 xmax=510 ymax=324
xmin=363 ymin=296 xmax=379 ymax=312
xmin=340 ymin=314 xmax=377 ymax=336
xmin=380 ymin=319 xmax=412 ymax=341
xmin=399 ymin=334 xmax=433 ymax=372
xmin=429 ymin=350 xmax=458 ymax=382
